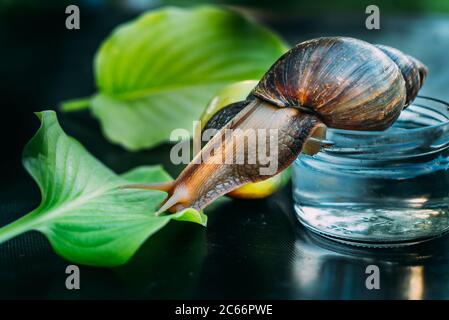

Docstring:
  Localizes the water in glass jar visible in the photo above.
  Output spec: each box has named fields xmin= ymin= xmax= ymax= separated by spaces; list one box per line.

xmin=293 ymin=123 xmax=449 ymax=246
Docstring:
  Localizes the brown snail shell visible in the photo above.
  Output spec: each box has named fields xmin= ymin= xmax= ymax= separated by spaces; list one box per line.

xmin=375 ymin=44 xmax=428 ymax=107
xmin=126 ymin=37 xmax=427 ymax=212
xmin=254 ymin=37 xmax=419 ymax=131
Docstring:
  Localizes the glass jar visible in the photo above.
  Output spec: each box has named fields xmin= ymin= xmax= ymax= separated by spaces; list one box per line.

xmin=293 ymin=96 xmax=449 ymax=247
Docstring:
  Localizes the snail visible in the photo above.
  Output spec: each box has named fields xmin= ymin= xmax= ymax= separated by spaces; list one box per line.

xmin=197 ymin=80 xmax=292 ymax=200
xmin=127 ymin=37 xmax=427 ymax=213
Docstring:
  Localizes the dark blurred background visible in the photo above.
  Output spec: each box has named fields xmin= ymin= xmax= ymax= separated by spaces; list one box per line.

xmin=1 ymin=0 xmax=449 ymax=299
xmin=0 ymin=0 xmax=449 ymax=183
xmin=1 ymin=0 xmax=449 ymax=182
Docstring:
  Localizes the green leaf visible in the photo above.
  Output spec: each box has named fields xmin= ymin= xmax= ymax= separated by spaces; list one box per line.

xmin=120 ymin=165 xmax=173 ymax=183
xmin=62 ymin=6 xmax=288 ymax=150
xmin=0 ymin=111 xmax=206 ymax=267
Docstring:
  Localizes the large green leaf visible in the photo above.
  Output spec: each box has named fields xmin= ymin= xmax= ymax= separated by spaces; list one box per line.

xmin=0 ymin=111 xmax=206 ymax=267
xmin=62 ymin=6 xmax=288 ymax=150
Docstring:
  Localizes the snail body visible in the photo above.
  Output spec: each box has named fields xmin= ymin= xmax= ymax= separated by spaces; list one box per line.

xmin=199 ymin=80 xmax=295 ymax=200
xmin=127 ymin=37 xmax=427 ymax=212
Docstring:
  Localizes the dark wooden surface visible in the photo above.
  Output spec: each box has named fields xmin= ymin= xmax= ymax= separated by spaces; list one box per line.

xmin=1 ymin=4 xmax=449 ymax=299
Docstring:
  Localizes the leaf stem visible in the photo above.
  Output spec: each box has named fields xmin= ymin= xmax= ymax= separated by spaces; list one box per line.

xmin=0 ymin=210 xmax=39 ymax=244
xmin=60 ymin=96 xmax=92 ymax=112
